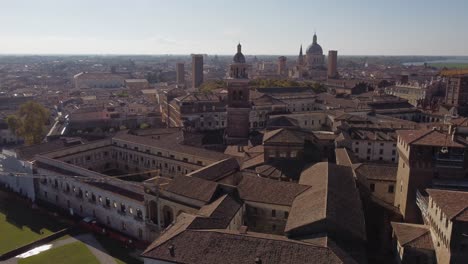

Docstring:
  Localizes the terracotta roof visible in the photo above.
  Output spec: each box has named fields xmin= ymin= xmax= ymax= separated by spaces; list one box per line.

xmin=238 ymin=175 xmax=309 ymax=206
xmin=354 ymin=163 xmax=397 ymax=181
xmin=391 ymin=222 xmax=433 ymax=250
xmin=87 ymin=181 xmax=144 ymax=202
xmin=165 ymin=176 xmax=219 ymax=203
xmin=397 ymin=129 xmax=465 ymax=148
xmin=187 ymin=158 xmax=239 ymax=182
xmin=142 ymin=229 xmax=357 ymax=264
xmin=254 ymin=160 xmax=306 ymax=181
xmin=251 ymin=94 xmax=286 ymax=106
xmin=189 ymin=194 xmax=243 ymax=229
xmin=266 ymin=116 xmax=300 ymax=128
xmin=335 ymin=148 xmax=359 ymax=166
xmin=426 ymin=189 xmax=468 ymax=221
xmin=113 ymin=133 xmax=229 ymax=161
xmin=348 ymin=128 xmax=396 ymax=141
xmin=263 ymin=128 xmax=305 ymax=144
xmin=287 ymin=162 xmax=366 ymax=241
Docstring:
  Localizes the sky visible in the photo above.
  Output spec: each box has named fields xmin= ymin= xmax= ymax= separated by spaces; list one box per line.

xmin=1 ymin=0 xmax=467 ymax=56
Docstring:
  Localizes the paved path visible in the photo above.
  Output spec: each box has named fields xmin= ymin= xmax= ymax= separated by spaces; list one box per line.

xmin=75 ymin=234 xmax=117 ymax=264
xmin=3 ymin=233 xmax=117 ymax=264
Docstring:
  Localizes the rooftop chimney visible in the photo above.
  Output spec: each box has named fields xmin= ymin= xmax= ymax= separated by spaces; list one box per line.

xmin=168 ymin=245 xmax=175 ymax=257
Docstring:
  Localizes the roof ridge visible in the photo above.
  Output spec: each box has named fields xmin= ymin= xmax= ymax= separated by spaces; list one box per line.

xmin=451 ymin=205 xmax=468 ymax=220
xmin=407 ymin=129 xmax=436 ymax=144
xmin=193 ymin=229 xmax=331 ymax=249
xmin=324 ymin=163 xmax=330 ymax=219
xmin=403 ymin=229 xmax=430 ymax=246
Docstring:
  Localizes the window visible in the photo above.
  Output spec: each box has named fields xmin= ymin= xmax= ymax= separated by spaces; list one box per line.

xmin=367 ymin=149 xmax=371 ymax=154
xmin=370 ymin=183 xmax=375 ymax=192
xmin=379 ymin=149 xmax=384 ymax=155
xmin=136 ymin=209 xmax=143 ymax=219
xmin=290 ymin=151 xmax=297 ymax=158
xmin=284 ymin=212 xmax=289 ymax=219
xmin=120 ymin=203 xmax=126 ymax=213
xmin=272 ymin=210 xmax=276 ymax=217
xmin=355 ymin=148 xmax=359 ymax=153
xmin=388 ymin=185 xmax=394 ymax=193
xmin=129 ymin=207 xmax=133 ymax=214
xmin=279 ymin=152 xmax=287 ymax=158
xmin=122 ymin=222 xmax=126 ymax=231
xmin=105 ymin=198 xmax=111 ymax=207
xmin=392 ymin=150 xmax=396 ymax=156
xmin=272 ymin=224 xmax=276 ymax=231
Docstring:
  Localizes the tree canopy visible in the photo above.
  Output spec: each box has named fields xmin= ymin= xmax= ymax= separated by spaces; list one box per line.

xmin=6 ymin=101 xmax=50 ymax=145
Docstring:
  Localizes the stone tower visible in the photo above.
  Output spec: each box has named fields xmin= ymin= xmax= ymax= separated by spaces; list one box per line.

xmin=225 ymin=43 xmax=250 ymax=145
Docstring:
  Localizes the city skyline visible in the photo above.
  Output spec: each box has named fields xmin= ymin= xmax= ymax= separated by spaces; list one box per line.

xmin=1 ymin=0 xmax=468 ymax=56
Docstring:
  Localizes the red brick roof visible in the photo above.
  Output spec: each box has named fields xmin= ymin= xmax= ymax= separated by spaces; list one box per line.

xmin=397 ymin=129 xmax=465 ymax=148
xmin=426 ymin=189 xmax=468 ymax=221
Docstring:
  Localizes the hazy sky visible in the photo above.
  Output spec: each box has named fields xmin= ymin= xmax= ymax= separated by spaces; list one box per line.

xmin=1 ymin=0 xmax=467 ymax=55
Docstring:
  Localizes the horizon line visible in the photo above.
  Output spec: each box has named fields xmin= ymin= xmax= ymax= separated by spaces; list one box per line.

xmin=0 ymin=53 xmax=467 ymax=57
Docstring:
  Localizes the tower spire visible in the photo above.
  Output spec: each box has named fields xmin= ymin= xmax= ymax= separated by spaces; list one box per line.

xmin=299 ymin=45 xmax=303 ymax=56
xmin=237 ymin=42 xmax=241 ymax=53
xmin=313 ymin=32 xmax=317 ymax=44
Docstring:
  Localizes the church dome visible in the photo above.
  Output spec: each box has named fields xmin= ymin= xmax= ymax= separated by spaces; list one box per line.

xmin=306 ymin=34 xmax=323 ymax=55
xmin=233 ymin=43 xmax=246 ymax=63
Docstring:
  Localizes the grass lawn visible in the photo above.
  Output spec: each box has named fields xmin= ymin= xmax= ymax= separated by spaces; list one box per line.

xmin=95 ymin=235 xmax=143 ymax=264
xmin=0 ymin=190 xmax=69 ymax=254
xmin=18 ymin=242 xmax=99 ymax=264
xmin=429 ymin=62 xmax=468 ymax=69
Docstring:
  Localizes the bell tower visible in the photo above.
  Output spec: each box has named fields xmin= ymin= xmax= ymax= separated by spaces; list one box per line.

xmin=225 ymin=43 xmax=250 ymax=144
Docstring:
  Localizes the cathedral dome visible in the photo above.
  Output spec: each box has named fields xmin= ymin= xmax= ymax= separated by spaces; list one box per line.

xmin=306 ymin=34 xmax=323 ymax=55
xmin=233 ymin=43 xmax=246 ymax=63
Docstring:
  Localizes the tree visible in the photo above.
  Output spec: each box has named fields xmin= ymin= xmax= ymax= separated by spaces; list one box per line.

xmin=6 ymin=101 xmax=50 ymax=145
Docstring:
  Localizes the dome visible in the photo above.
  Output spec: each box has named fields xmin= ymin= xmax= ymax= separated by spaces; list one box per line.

xmin=306 ymin=34 xmax=323 ymax=55
xmin=233 ymin=43 xmax=246 ymax=63
xmin=306 ymin=43 xmax=323 ymax=55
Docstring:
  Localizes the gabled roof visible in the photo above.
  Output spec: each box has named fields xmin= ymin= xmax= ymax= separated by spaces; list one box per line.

xmin=189 ymin=194 xmax=243 ymax=230
xmin=251 ymin=94 xmax=286 ymax=106
xmin=286 ymin=162 xmax=366 ymax=241
xmin=391 ymin=222 xmax=434 ymax=250
xmin=142 ymin=228 xmax=357 ymax=264
xmin=187 ymin=158 xmax=239 ymax=182
xmin=238 ymin=175 xmax=310 ymax=206
xmin=266 ymin=116 xmax=300 ymax=128
xmin=426 ymin=189 xmax=468 ymax=221
xmin=263 ymin=128 xmax=305 ymax=144
xmin=165 ymin=176 xmax=219 ymax=203
xmin=397 ymin=129 xmax=465 ymax=148
xmin=353 ymin=163 xmax=397 ymax=182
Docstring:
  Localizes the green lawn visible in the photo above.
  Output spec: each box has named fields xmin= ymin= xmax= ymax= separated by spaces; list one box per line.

xmin=0 ymin=190 xmax=69 ymax=254
xmin=18 ymin=242 xmax=99 ymax=264
xmin=429 ymin=62 xmax=468 ymax=69
xmin=95 ymin=235 xmax=143 ymax=264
